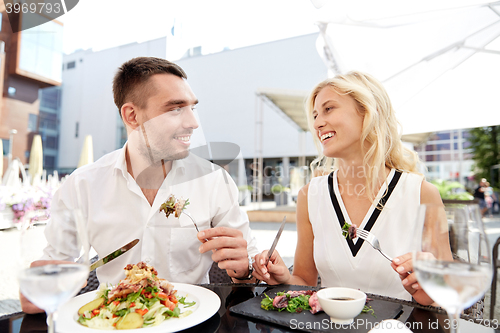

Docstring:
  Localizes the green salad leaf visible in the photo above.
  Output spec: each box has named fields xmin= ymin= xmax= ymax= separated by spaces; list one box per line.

xmin=341 ymin=222 xmax=350 ymax=239
xmin=260 ymin=292 xmax=312 ymax=313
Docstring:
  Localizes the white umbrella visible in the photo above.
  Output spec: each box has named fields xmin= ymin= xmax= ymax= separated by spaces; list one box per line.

xmin=28 ymin=135 xmax=43 ymax=185
xmin=314 ymin=1 xmax=500 ymax=136
xmin=78 ymin=135 xmax=94 ymax=168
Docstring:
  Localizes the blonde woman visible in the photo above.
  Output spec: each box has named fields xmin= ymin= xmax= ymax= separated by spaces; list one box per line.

xmin=252 ymin=71 xmax=443 ymax=305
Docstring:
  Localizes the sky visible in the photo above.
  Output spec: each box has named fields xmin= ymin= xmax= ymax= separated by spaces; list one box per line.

xmin=58 ymin=0 xmax=322 ymax=59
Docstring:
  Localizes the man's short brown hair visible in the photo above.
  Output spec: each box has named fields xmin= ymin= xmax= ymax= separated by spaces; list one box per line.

xmin=113 ymin=57 xmax=187 ymax=117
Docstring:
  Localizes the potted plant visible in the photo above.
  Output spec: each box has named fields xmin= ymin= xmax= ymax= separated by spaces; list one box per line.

xmin=238 ymin=185 xmax=253 ymax=206
xmin=430 ymin=179 xmax=475 ymax=204
xmin=271 ymin=184 xmax=291 ymax=206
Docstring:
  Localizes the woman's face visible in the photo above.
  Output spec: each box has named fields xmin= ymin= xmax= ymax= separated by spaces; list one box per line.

xmin=312 ymin=86 xmax=364 ymax=160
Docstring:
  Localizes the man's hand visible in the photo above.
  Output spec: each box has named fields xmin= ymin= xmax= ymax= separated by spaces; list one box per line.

xmin=197 ymin=227 xmax=252 ymax=280
xmin=20 ymin=260 xmax=86 ymax=314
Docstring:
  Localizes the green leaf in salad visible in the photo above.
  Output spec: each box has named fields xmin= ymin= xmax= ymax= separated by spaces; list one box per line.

xmin=362 ymin=305 xmax=376 ymax=317
xmin=115 ymin=308 xmax=129 ymax=317
xmin=341 ymin=222 xmax=350 ymax=239
xmin=127 ymin=290 xmax=141 ymax=303
xmin=285 ymin=294 xmax=311 ymax=313
xmin=260 ymin=293 xmax=277 ymax=311
xmin=178 ymin=296 xmax=196 ymax=308
xmin=164 ymin=307 xmax=181 ymax=318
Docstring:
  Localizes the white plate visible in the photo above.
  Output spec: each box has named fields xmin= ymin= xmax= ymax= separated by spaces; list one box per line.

xmin=57 ymin=283 xmax=221 ymax=332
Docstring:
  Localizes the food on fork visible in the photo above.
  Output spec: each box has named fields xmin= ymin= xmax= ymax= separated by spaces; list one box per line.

xmin=341 ymin=222 xmax=358 ymax=240
xmin=159 ymin=194 xmax=190 ymax=218
xmin=77 ymin=262 xmax=195 ymax=329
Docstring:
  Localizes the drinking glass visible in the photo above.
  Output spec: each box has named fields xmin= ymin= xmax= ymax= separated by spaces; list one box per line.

xmin=412 ymin=204 xmax=492 ymax=333
xmin=17 ymin=208 xmax=90 ymax=333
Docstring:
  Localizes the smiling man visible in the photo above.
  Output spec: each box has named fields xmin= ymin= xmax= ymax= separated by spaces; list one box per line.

xmin=21 ymin=57 xmax=258 ymax=314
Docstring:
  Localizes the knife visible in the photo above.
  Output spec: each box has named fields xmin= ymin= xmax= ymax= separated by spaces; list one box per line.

xmin=265 ymin=216 xmax=287 ymax=266
xmin=90 ymin=239 xmax=139 ymax=271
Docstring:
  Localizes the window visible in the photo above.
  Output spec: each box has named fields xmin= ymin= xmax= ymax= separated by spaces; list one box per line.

xmin=19 ymin=17 xmax=63 ymax=82
xmin=75 ymin=122 xmax=79 ymax=138
xmin=44 ymin=155 xmax=55 ymax=168
xmin=40 ymin=87 xmax=61 ymax=110
xmin=44 ymin=136 xmax=58 ymax=149
xmin=67 ymin=61 xmax=76 ymax=69
xmin=2 ymin=139 xmax=9 ymax=155
xmin=28 ymin=114 xmax=38 ymax=132
xmin=39 ymin=111 xmax=57 ymax=130
xmin=8 ymin=87 xmax=16 ymax=96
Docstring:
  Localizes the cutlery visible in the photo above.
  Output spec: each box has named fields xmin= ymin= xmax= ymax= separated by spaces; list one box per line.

xmin=356 ymin=229 xmax=393 ymax=262
xmin=90 ymin=239 xmax=139 ymax=271
xmin=183 ymin=210 xmax=200 ymax=232
xmin=265 ymin=216 xmax=287 ymax=266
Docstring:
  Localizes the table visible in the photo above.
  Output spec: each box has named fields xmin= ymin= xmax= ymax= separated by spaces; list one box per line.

xmin=0 ymin=284 xmax=498 ymax=333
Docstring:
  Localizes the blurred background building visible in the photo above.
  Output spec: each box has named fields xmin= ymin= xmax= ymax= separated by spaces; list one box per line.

xmin=0 ymin=6 xmax=62 ymax=177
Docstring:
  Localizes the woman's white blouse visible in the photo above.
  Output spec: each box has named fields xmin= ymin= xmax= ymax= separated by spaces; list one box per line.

xmin=308 ymin=169 xmax=424 ymax=300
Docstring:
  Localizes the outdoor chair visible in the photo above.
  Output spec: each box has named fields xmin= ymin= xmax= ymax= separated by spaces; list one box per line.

xmin=77 ymin=255 xmax=100 ymax=295
xmin=209 ymin=261 xmax=232 ymax=284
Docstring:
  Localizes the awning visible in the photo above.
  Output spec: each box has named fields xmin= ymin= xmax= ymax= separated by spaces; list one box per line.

xmin=257 ymin=88 xmax=433 ymax=145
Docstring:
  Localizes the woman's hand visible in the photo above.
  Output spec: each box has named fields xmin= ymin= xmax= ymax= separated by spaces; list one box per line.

xmin=252 ymin=250 xmax=291 ymax=285
xmin=392 ymin=253 xmax=434 ymax=306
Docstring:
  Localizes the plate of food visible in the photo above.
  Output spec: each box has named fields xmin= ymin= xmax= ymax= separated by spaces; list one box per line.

xmin=57 ymin=262 xmax=221 ymax=332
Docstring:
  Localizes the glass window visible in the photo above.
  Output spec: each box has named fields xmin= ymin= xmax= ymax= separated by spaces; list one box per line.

xmin=67 ymin=61 xmax=76 ymax=69
xmin=2 ymin=139 xmax=9 ymax=155
xmin=44 ymin=136 xmax=57 ymax=149
xmin=28 ymin=114 xmax=38 ymax=132
xmin=40 ymin=87 xmax=61 ymax=110
xmin=39 ymin=112 xmax=57 ymax=130
xmin=425 ymin=143 xmax=450 ymax=151
xmin=75 ymin=122 xmax=79 ymax=138
xmin=19 ymin=16 xmax=62 ymax=82
xmin=8 ymin=87 xmax=16 ymax=96
xmin=44 ymin=155 xmax=55 ymax=168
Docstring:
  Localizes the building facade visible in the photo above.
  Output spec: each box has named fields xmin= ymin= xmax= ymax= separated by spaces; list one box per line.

xmin=0 ymin=7 xmax=62 ymax=176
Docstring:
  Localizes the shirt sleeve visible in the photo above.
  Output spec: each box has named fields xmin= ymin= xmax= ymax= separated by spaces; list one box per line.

xmin=210 ymin=168 xmax=259 ymax=257
xmin=40 ymin=173 xmax=84 ymax=261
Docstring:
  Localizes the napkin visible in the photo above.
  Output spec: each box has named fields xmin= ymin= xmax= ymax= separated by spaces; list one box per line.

xmin=369 ymin=319 xmax=413 ymax=332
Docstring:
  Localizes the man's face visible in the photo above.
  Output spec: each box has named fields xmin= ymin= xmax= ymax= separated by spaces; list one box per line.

xmin=133 ymin=74 xmax=199 ymax=164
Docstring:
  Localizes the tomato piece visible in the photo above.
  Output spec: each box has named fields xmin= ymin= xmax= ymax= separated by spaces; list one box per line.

xmin=169 ymin=295 xmax=178 ymax=304
xmin=135 ymin=308 xmax=148 ymax=316
xmin=129 ymin=302 xmax=136 ymax=308
xmin=157 ymin=292 xmax=168 ymax=300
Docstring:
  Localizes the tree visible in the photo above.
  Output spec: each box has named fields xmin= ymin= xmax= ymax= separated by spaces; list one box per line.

xmin=467 ymin=126 xmax=500 ymax=187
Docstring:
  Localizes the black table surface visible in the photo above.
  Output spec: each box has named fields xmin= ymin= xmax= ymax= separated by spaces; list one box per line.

xmin=0 ymin=283 xmax=498 ymax=333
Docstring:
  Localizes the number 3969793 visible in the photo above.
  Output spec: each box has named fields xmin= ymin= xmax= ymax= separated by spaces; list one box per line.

xmin=5 ymin=2 xmax=62 ymax=14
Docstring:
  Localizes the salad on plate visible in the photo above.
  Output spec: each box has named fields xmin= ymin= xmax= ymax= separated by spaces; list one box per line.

xmin=77 ymin=262 xmax=195 ymax=330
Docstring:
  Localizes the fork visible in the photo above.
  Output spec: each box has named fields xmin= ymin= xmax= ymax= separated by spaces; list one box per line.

xmin=356 ymin=229 xmax=393 ymax=262
xmin=182 ymin=210 xmax=200 ymax=232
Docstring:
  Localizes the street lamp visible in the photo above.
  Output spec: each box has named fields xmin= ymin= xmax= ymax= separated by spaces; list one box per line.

xmin=8 ymin=129 xmax=17 ymax=166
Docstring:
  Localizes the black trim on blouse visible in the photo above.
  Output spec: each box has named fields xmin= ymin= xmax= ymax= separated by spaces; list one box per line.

xmin=328 ymin=170 xmax=402 ymax=257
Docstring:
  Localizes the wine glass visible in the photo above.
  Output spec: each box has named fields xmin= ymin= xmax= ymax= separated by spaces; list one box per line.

xmin=412 ymin=204 xmax=492 ymax=333
xmin=17 ymin=208 xmax=90 ymax=333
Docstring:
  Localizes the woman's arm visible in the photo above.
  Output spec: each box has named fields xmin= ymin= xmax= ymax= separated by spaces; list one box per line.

xmin=252 ymin=183 xmax=319 ymax=286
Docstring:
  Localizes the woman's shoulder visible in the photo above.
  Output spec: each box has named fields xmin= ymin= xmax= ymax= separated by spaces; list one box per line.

xmin=420 ymin=179 xmax=443 ymax=205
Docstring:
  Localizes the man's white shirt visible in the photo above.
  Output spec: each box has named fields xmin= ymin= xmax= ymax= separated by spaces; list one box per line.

xmin=42 ymin=144 xmax=258 ymax=285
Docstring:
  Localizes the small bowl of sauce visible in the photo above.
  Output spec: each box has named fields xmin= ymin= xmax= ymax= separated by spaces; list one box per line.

xmin=316 ymin=287 xmax=366 ymax=325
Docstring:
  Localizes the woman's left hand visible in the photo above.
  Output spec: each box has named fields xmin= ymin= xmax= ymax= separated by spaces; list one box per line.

xmin=392 ymin=253 xmax=434 ymax=306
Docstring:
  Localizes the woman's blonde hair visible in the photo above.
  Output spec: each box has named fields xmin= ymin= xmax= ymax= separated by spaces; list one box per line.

xmin=306 ymin=71 xmax=421 ymax=202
